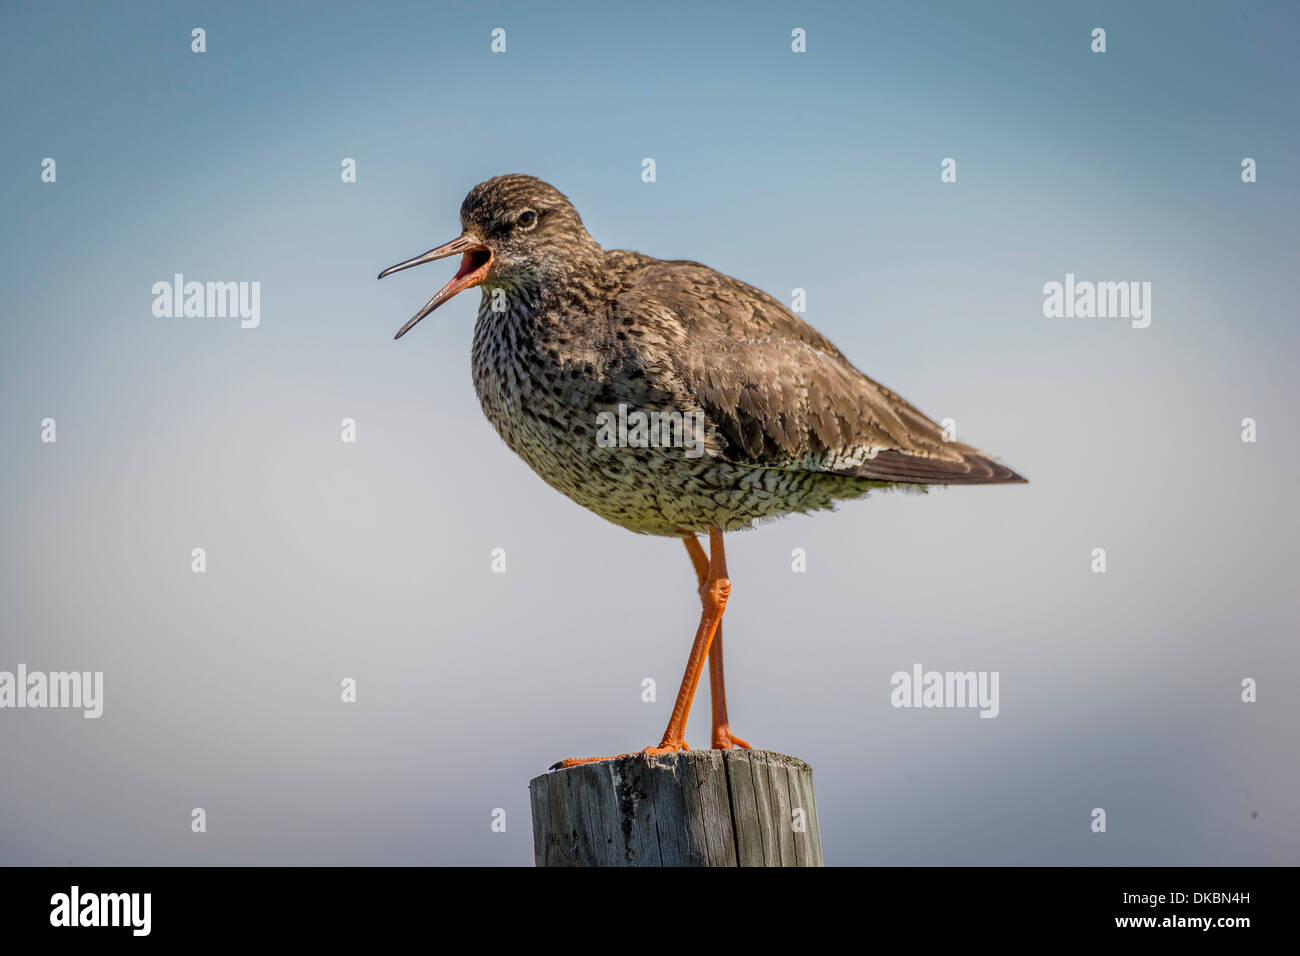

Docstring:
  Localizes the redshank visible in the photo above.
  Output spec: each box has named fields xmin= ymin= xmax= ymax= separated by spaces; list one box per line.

xmin=379 ymin=174 xmax=1025 ymax=766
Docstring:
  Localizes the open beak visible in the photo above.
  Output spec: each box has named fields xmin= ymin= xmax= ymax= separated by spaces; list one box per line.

xmin=378 ymin=234 xmax=493 ymax=339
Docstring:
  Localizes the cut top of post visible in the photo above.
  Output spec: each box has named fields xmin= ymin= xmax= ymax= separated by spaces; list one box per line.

xmin=528 ymin=749 xmax=823 ymax=867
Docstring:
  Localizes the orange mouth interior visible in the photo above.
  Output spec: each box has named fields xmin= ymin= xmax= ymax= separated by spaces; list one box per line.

xmin=456 ymin=248 xmax=492 ymax=284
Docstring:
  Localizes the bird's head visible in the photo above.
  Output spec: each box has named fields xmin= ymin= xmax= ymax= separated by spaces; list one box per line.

xmin=379 ymin=174 xmax=598 ymax=339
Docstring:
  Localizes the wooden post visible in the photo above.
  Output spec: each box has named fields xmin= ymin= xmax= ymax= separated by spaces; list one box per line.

xmin=529 ymin=749 xmax=823 ymax=867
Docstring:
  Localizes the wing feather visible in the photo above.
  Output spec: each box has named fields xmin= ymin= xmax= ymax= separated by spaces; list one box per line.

xmin=611 ymin=257 xmax=1026 ymax=485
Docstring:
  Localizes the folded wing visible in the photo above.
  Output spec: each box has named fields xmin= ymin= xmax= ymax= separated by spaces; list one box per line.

xmin=613 ymin=257 xmax=1025 ymax=485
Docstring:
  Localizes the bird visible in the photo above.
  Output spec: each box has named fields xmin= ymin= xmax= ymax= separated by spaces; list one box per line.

xmin=379 ymin=174 xmax=1025 ymax=767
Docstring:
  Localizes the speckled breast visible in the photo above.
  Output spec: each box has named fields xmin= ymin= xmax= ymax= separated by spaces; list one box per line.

xmin=469 ymin=302 xmax=876 ymax=536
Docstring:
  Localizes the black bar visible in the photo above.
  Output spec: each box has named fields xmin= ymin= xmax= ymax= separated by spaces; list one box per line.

xmin=0 ymin=866 xmax=1281 ymax=941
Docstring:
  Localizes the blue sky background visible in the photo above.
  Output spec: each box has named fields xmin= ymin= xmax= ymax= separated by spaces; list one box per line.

xmin=1 ymin=0 xmax=1296 ymax=865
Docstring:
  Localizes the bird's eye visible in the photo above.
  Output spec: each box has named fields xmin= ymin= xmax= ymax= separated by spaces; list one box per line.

xmin=517 ymin=210 xmax=538 ymax=229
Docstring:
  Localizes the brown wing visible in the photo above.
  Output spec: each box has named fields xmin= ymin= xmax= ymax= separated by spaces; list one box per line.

xmin=612 ymin=257 xmax=1025 ymax=485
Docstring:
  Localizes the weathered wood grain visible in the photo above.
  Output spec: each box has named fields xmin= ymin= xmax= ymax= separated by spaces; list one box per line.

xmin=529 ymin=749 xmax=822 ymax=867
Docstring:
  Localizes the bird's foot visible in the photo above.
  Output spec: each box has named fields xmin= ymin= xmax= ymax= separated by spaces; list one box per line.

xmin=641 ymin=739 xmax=690 ymax=758
xmin=551 ymin=752 xmax=633 ymax=769
xmin=711 ymin=726 xmax=752 ymax=750
xmin=550 ymin=740 xmax=690 ymax=770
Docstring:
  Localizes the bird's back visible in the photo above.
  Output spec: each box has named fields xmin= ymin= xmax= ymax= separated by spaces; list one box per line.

xmin=604 ymin=250 xmax=1024 ymax=486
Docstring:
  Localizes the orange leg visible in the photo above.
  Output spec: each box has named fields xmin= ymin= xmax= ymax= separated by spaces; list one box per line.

xmin=683 ymin=535 xmax=752 ymax=750
xmin=556 ymin=527 xmax=731 ymax=768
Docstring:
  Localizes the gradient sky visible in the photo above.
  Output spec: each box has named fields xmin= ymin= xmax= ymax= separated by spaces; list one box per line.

xmin=1 ymin=0 xmax=1296 ymax=866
